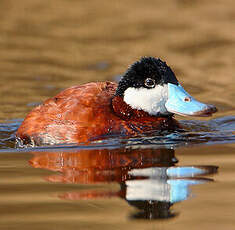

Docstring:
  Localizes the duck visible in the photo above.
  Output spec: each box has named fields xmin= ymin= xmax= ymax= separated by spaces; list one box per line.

xmin=16 ymin=57 xmax=217 ymax=147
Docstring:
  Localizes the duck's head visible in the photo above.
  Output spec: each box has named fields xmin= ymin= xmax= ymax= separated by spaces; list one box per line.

xmin=115 ymin=57 xmax=217 ymax=117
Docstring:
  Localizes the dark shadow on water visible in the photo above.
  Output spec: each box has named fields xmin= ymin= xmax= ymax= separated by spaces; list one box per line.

xmin=128 ymin=200 xmax=176 ymax=220
xmin=29 ymin=147 xmax=218 ymax=220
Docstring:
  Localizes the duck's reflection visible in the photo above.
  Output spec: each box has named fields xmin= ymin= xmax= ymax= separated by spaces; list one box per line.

xmin=29 ymin=147 xmax=218 ymax=220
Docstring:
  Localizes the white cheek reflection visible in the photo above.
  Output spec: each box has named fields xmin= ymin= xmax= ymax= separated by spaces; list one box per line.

xmin=123 ymin=85 xmax=169 ymax=115
xmin=125 ymin=166 xmax=210 ymax=203
xmin=126 ymin=178 xmax=171 ymax=201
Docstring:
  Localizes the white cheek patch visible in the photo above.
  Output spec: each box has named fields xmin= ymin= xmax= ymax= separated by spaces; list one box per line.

xmin=123 ymin=84 xmax=169 ymax=115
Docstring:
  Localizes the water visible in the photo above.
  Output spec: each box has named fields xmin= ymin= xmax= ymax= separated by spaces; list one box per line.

xmin=0 ymin=117 xmax=235 ymax=229
xmin=1 ymin=116 xmax=235 ymax=150
xmin=1 ymin=0 xmax=235 ymax=229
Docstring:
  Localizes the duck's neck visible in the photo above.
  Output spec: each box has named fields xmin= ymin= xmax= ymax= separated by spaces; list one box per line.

xmin=111 ymin=96 xmax=171 ymax=121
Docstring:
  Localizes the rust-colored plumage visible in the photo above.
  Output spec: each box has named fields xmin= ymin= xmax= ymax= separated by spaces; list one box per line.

xmin=16 ymin=57 xmax=217 ymax=146
xmin=16 ymin=81 xmax=178 ymax=146
xmin=30 ymin=148 xmax=176 ymax=184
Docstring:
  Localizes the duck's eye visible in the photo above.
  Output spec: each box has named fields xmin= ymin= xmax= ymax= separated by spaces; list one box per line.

xmin=144 ymin=78 xmax=156 ymax=88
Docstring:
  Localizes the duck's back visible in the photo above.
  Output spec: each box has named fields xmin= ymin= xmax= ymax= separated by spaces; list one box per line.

xmin=16 ymin=82 xmax=119 ymax=146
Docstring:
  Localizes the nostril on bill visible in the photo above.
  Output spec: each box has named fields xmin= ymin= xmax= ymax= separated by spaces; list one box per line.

xmin=184 ymin=97 xmax=191 ymax=102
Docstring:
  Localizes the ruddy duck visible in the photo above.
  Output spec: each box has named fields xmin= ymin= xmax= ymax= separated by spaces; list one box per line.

xmin=16 ymin=57 xmax=217 ymax=146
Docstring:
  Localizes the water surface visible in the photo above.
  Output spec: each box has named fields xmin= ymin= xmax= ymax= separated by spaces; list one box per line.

xmin=0 ymin=117 xmax=235 ymax=229
xmin=0 ymin=0 xmax=235 ymax=229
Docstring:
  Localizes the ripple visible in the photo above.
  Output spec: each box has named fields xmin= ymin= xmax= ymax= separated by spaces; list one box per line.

xmin=28 ymin=147 xmax=218 ymax=220
xmin=0 ymin=116 xmax=235 ymax=151
xmin=0 ymin=119 xmax=22 ymax=149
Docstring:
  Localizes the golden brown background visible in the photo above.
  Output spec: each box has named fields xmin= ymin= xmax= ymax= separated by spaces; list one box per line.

xmin=0 ymin=0 xmax=234 ymax=122
xmin=0 ymin=0 xmax=235 ymax=230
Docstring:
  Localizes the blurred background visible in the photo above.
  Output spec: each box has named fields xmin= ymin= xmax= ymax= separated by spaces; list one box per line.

xmin=0 ymin=1 xmax=235 ymax=230
xmin=0 ymin=0 xmax=234 ymax=122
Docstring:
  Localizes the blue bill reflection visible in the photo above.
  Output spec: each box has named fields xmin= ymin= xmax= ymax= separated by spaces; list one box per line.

xmin=29 ymin=147 xmax=218 ymax=220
